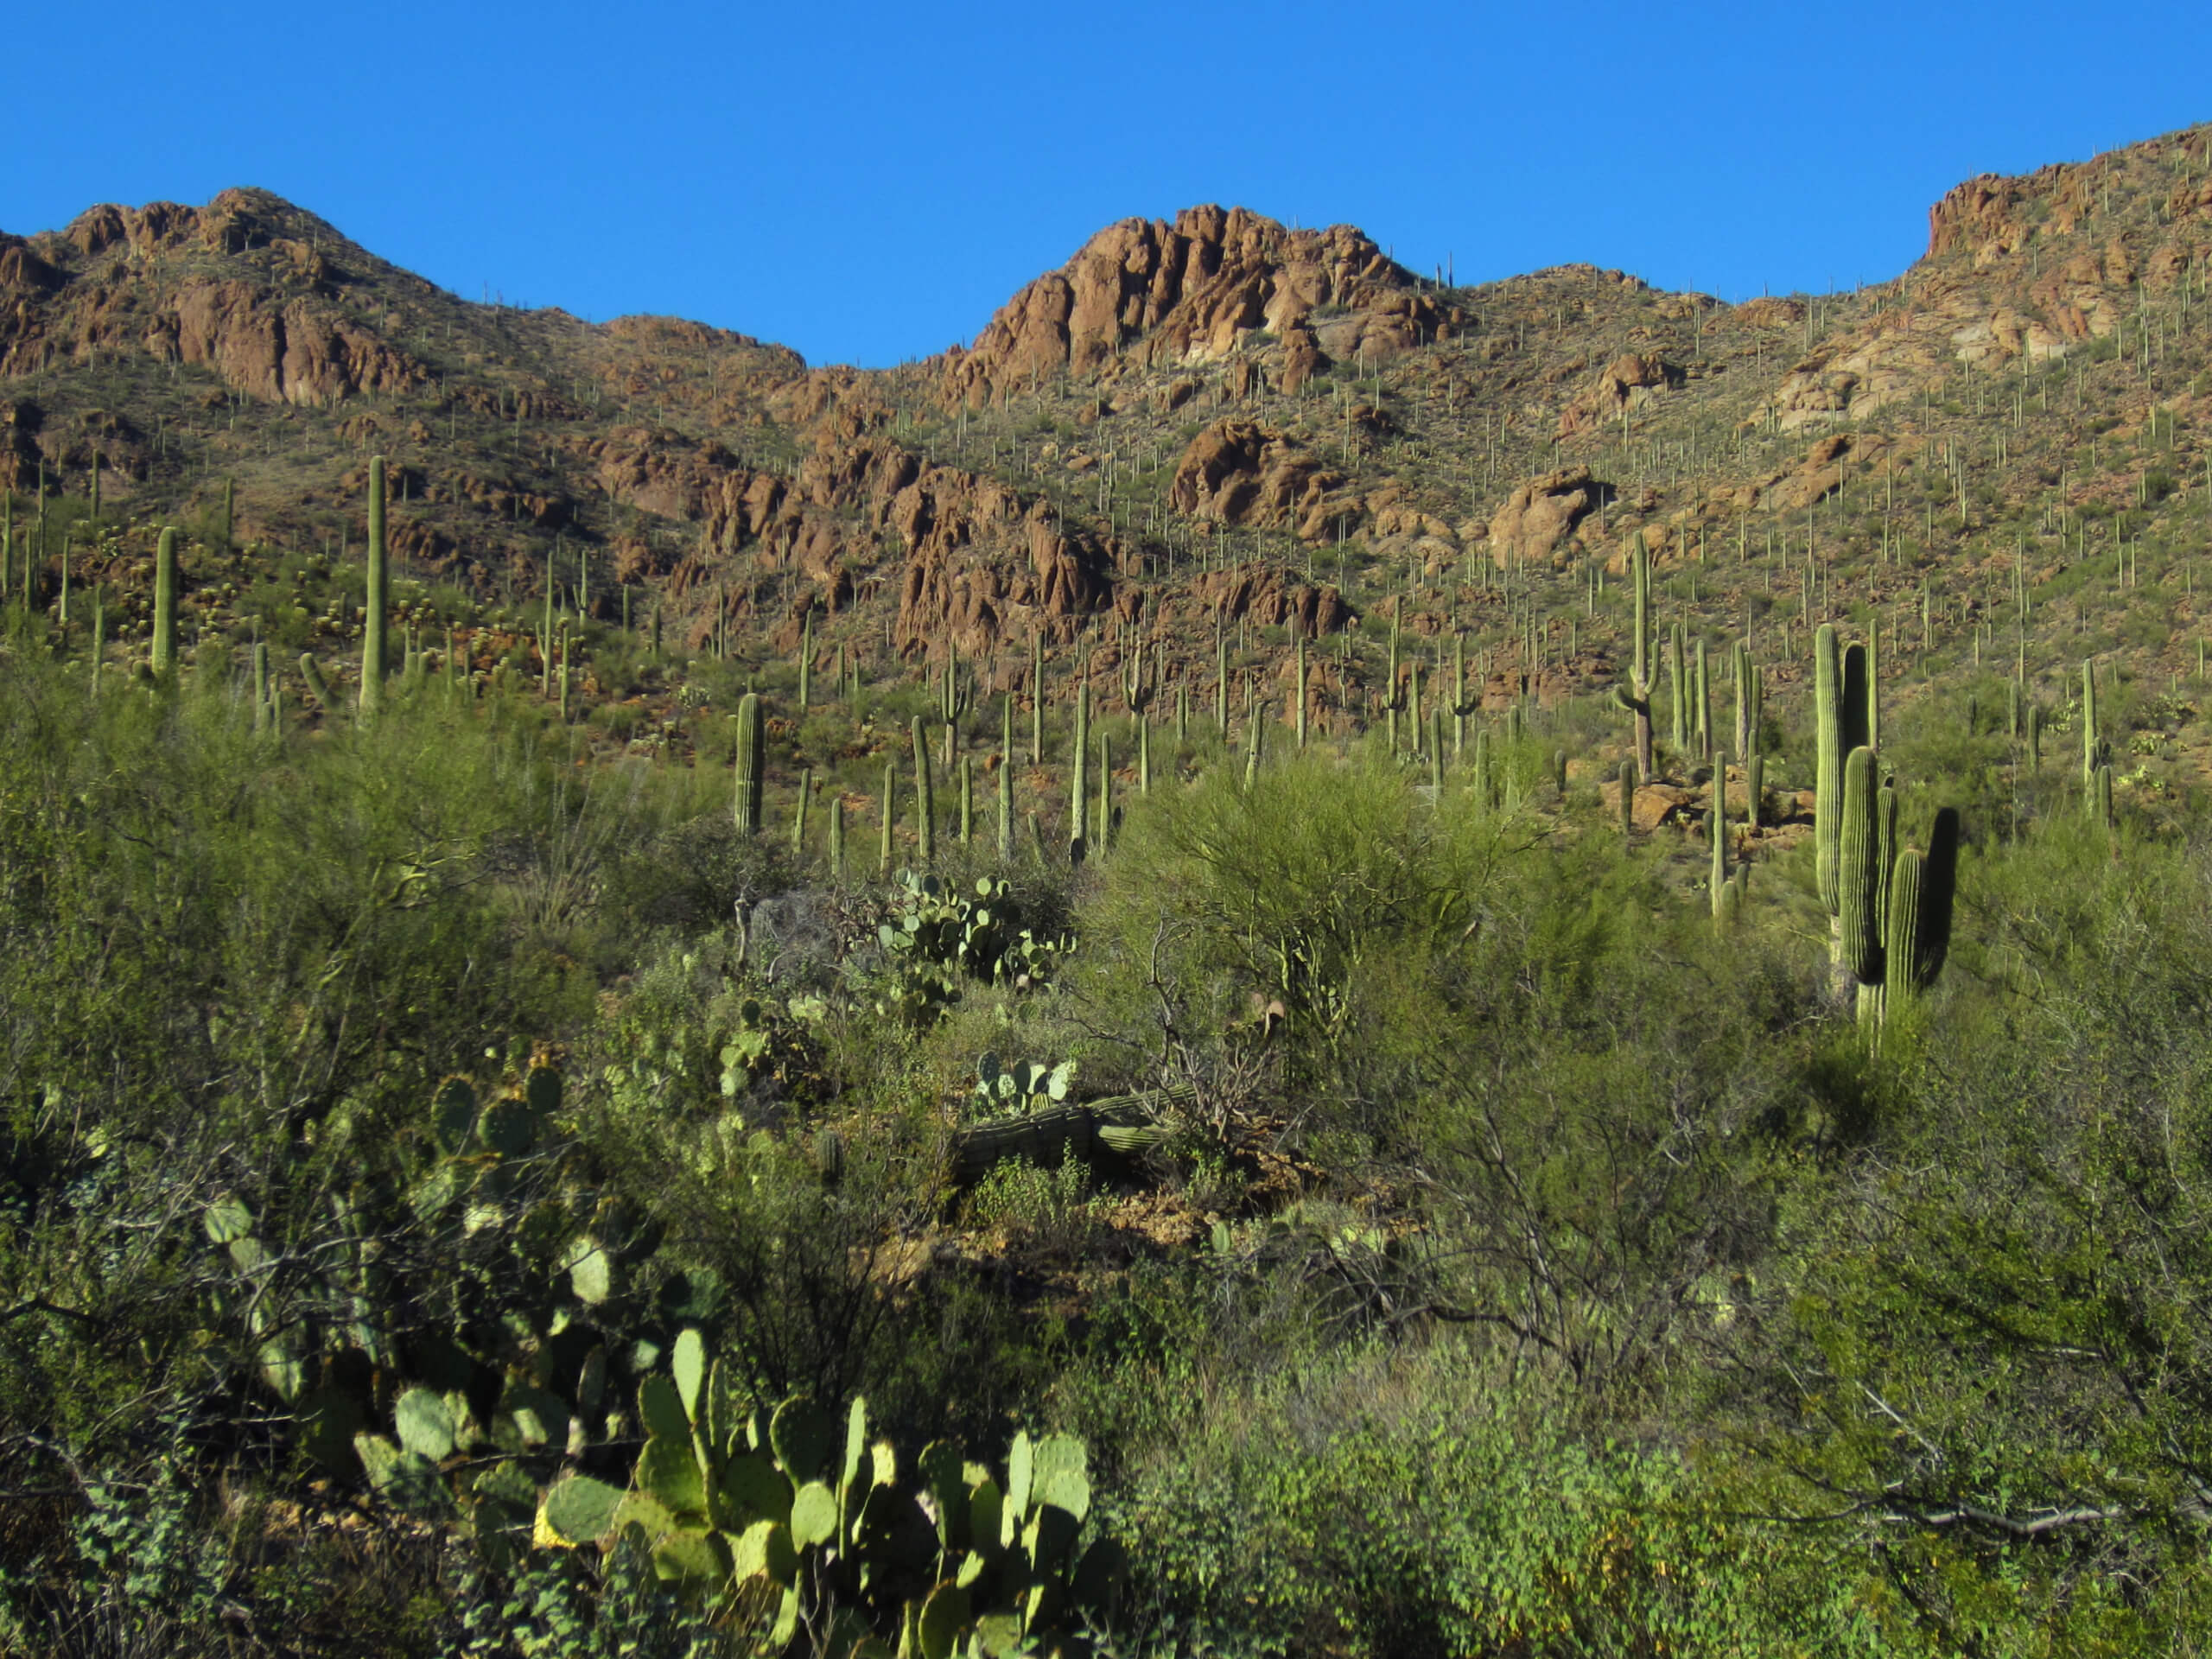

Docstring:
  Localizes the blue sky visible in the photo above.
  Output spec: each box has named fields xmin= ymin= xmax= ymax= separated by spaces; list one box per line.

xmin=6 ymin=3 xmax=2209 ymax=368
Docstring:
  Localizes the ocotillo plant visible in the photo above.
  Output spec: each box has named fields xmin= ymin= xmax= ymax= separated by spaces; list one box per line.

xmin=361 ymin=456 xmax=388 ymax=720
xmin=912 ymin=715 xmax=937 ymax=861
xmin=152 ymin=526 xmax=178 ymax=677
xmin=1611 ymin=534 xmax=1655 ymax=779
xmin=733 ymin=693 xmax=765 ymax=835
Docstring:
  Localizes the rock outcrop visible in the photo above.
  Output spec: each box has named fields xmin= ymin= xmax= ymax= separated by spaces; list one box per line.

xmin=943 ymin=205 xmax=1461 ymax=405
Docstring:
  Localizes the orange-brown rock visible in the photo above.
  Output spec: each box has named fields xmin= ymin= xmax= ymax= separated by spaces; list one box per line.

xmin=1183 ymin=563 xmax=1350 ymax=636
xmin=157 ymin=279 xmax=427 ymax=405
xmin=1555 ymin=353 xmax=1683 ymax=437
xmin=1166 ymin=419 xmax=1350 ymax=539
xmin=1485 ymin=467 xmax=1606 ymax=567
xmin=944 ymin=205 xmax=1457 ymax=405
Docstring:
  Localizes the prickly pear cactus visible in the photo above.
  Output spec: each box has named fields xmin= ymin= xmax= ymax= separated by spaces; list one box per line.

xmin=556 ymin=1327 xmax=1125 ymax=1655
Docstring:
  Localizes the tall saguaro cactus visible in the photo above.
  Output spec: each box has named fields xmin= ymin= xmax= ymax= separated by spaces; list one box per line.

xmin=1070 ymin=677 xmax=1090 ymax=864
xmin=2081 ymin=658 xmax=2101 ymax=786
xmin=912 ymin=715 xmax=937 ymax=862
xmin=361 ymin=456 xmax=389 ymax=720
xmin=1813 ymin=624 xmax=1873 ymax=926
xmin=733 ymin=693 xmax=765 ymax=835
xmin=152 ymin=526 xmax=179 ymax=677
xmin=1611 ymin=533 xmax=1655 ymax=779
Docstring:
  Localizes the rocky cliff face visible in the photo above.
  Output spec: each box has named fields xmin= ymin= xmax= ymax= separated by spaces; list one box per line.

xmin=940 ymin=205 xmax=1464 ymax=407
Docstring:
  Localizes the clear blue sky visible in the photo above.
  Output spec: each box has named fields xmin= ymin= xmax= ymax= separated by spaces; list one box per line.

xmin=6 ymin=2 xmax=2209 ymax=368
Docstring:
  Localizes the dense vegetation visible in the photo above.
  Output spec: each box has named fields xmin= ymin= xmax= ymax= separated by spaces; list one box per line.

xmin=3 ymin=533 xmax=2209 ymax=1657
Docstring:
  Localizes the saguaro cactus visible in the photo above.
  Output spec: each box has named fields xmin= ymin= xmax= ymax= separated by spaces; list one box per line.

xmin=912 ymin=715 xmax=937 ymax=862
xmin=939 ymin=643 xmax=971 ymax=767
xmin=152 ymin=526 xmax=178 ymax=677
xmin=1611 ymin=534 xmax=1655 ymax=779
xmin=1879 ymin=808 xmax=1959 ymax=1021
xmin=1069 ymin=678 xmax=1090 ymax=864
xmin=1813 ymin=626 xmax=1874 ymax=931
xmin=361 ymin=456 xmax=388 ymax=720
xmin=733 ymin=692 xmax=765 ymax=835
xmin=879 ymin=760 xmax=896 ymax=875
xmin=2081 ymin=659 xmax=2101 ymax=786
xmin=1838 ymin=746 xmax=1885 ymax=1022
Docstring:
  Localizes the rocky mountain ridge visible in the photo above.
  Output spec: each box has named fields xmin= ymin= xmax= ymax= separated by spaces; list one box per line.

xmin=3 ymin=121 xmax=2211 ymax=733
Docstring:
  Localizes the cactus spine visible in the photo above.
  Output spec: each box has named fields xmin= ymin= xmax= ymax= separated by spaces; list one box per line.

xmin=733 ymin=693 xmax=765 ymax=835
xmin=361 ymin=456 xmax=387 ymax=720
xmin=152 ymin=526 xmax=178 ymax=677
xmin=912 ymin=715 xmax=936 ymax=862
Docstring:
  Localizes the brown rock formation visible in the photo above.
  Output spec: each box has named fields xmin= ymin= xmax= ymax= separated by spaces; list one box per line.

xmin=943 ymin=205 xmax=1458 ymax=405
xmin=1485 ymin=468 xmax=1607 ymax=566
xmin=1166 ymin=419 xmax=1350 ymax=539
